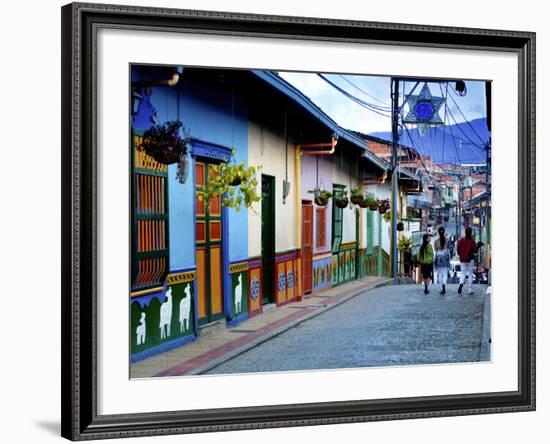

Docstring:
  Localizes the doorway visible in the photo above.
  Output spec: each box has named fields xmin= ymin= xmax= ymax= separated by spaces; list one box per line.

xmin=195 ymin=160 xmax=224 ymax=325
xmin=301 ymin=201 xmax=313 ymax=295
xmin=261 ymin=175 xmax=275 ymax=305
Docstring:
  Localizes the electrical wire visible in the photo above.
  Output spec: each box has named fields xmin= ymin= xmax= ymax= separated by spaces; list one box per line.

xmin=337 ymin=74 xmax=391 ymax=106
xmin=316 ymin=74 xmax=392 ymax=118
xmin=447 ymin=86 xmax=487 ymax=144
xmin=445 ymin=106 xmax=485 ymax=150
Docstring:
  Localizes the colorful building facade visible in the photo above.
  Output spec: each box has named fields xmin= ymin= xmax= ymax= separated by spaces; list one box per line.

xmin=129 ymin=66 xmax=419 ymax=362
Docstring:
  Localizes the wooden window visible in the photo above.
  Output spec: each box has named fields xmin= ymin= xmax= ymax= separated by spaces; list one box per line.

xmin=316 ymin=207 xmax=327 ymax=249
xmin=131 ymin=131 xmax=169 ymax=290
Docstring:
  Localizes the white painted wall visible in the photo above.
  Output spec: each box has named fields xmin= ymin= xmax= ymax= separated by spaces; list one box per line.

xmin=248 ymin=118 xmax=298 ymax=256
xmin=382 ymin=217 xmax=391 ymax=253
xmin=332 ymin=150 xmax=360 ymax=244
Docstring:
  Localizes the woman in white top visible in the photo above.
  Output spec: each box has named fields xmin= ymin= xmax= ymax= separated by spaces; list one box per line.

xmin=434 ymin=226 xmax=451 ymax=295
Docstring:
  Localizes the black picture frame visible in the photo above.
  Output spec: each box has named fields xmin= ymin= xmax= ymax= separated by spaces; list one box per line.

xmin=61 ymin=2 xmax=536 ymax=440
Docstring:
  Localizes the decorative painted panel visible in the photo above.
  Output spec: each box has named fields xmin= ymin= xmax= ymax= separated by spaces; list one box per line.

xmin=230 ymin=270 xmax=249 ymax=318
xmin=276 ymin=262 xmax=287 ymax=305
xmin=130 ymin=282 xmax=195 ymax=362
xmin=312 ymin=254 xmax=332 ymax=292
xmin=248 ymin=263 xmax=262 ymax=316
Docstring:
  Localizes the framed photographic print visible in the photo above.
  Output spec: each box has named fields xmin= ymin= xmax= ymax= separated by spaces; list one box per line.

xmin=61 ymin=2 xmax=535 ymax=440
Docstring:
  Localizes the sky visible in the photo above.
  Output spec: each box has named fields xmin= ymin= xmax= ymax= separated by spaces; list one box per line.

xmin=278 ymin=71 xmax=488 ymax=135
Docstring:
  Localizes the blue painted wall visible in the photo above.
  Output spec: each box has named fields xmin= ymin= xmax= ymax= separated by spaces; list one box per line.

xmin=177 ymin=76 xmax=249 ymax=263
xmin=131 ymin=66 xmax=249 ymax=270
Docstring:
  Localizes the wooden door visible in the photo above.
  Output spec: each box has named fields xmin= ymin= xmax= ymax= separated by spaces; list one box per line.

xmin=301 ymin=202 xmax=313 ymax=295
xmin=195 ymin=161 xmax=224 ymax=325
xmin=261 ymin=175 xmax=275 ymax=305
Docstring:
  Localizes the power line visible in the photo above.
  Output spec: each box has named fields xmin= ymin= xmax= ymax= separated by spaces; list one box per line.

xmin=337 ymin=75 xmax=390 ymax=107
xmin=445 ymin=106 xmax=485 ymax=150
xmin=447 ymin=86 xmax=487 ymax=144
xmin=317 ymin=74 xmax=392 ymax=118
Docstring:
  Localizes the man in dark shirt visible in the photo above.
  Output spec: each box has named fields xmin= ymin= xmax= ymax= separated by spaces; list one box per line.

xmin=457 ymin=226 xmax=478 ymax=294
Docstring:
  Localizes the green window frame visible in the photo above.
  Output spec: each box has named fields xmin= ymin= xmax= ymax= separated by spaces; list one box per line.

xmin=332 ymin=184 xmax=344 ymax=252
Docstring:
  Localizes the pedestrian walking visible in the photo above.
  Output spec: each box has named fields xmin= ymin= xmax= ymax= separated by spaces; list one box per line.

xmin=418 ymin=233 xmax=434 ymax=294
xmin=457 ymin=226 xmax=478 ymax=295
xmin=434 ymin=227 xmax=451 ymax=295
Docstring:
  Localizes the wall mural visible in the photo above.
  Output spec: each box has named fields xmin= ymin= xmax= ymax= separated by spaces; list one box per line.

xmin=313 ymin=256 xmax=332 ymax=291
xmin=130 ymin=281 xmax=195 ymax=359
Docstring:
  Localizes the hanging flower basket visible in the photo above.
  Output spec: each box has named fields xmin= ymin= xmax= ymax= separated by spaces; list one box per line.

xmin=139 ymin=120 xmax=189 ymax=165
xmin=350 ymin=187 xmax=364 ymax=206
xmin=315 ymin=195 xmax=329 ymax=206
xmin=309 ymin=188 xmax=332 ymax=207
xmin=397 ymin=221 xmax=405 ymax=232
xmin=335 ymin=197 xmax=349 ymax=208
xmin=358 ymin=199 xmax=369 ymax=208
xmin=378 ymin=199 xmax=389 ymax=213
xmin=364 ymin=192 xmax=378 ymax=211
xmin=334 ymin=190 xmax=349 ymax=208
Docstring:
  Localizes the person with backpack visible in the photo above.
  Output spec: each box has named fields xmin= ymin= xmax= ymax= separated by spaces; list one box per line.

xmin=457 ymin=226 xmax=478 ymax=295
xmin=418 ymin=233 xmax=434 ymax=294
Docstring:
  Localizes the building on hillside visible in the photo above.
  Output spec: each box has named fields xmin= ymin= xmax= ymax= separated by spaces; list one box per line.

xmin=129 ymin=66 xmax=419 ymax=362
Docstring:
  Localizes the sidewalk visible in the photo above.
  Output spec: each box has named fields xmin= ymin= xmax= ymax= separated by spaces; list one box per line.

xmin=131 ymin=275 xmax=391 ymax=378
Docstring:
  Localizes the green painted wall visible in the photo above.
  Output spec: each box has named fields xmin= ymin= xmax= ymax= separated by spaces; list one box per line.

xmin=130 ymin=282 xmax=195 ymax=356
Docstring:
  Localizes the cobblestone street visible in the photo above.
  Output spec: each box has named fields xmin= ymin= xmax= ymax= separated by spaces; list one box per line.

xmin=205 ymin=283 xmax=490 ymax=375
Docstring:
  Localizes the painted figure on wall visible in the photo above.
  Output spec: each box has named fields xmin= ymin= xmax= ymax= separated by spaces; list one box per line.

xmin=159 ymin=287 xmax=173 ymax=339
xmin=234 ymin=274 xmax=243 ymax=314
xmin=179 ymin=283 xmax=192 ymax=333
xmin=136 ymin=312 xmax=146 ymax=346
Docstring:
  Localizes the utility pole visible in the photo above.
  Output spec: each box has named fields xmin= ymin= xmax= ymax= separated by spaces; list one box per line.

xmin=390 ymin=78 xmax=400 ymax=284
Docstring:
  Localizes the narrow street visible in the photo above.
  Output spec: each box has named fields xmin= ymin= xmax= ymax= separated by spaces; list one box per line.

xmin=205 ymin=283 xmax=490 ymax=375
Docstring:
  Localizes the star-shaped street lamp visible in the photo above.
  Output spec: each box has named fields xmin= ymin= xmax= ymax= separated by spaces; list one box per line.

xmin=403 ymin=83 xmax=445 ymax=136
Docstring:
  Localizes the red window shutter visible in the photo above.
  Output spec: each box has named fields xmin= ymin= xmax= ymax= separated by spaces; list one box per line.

xmin=316 ymin=207 xmax=326 ymax=249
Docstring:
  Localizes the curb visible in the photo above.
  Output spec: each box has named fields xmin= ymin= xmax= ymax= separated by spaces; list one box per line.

xmin=189 ymin=277 xmax=392 ymax=375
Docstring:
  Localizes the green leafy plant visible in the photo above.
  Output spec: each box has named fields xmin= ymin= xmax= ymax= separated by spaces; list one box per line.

xmin=365 ymin=192 xmax=378 ymax=210
xmin=398 ymin=236 xmax=412 ymax=251
xmin=200 ymin=150 xmax=261 ymax=212
xmin=334 ymin=189 xmax=349 ymax=208
xmin=350 ymin=187 xmax=364 ymax=205
xmin=139 ymin=120 xmax=189 ymax=165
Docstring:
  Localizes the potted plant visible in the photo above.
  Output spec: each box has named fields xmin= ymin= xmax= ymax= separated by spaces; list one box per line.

xmin=200 ymin=153 xmax=262 ymax=212
xmin=398 ymin=236 xmax=412 ymax=251
xmin=309 ymin=188 xmax=332 ymax=207
xmin=139 ymin=120 xmax=189 ymax=165
xmin=334 ymin=190 xmax=349 ymax=209
xmin=378 ymin=199 xmax=389 ymax=214
xmin=397 ymin=221 xmax=405 ymax=231
xmin=350 ymin=187 xmax=364 ymax=205
xmin=365 ymin=192 xmax=378 ymax=211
